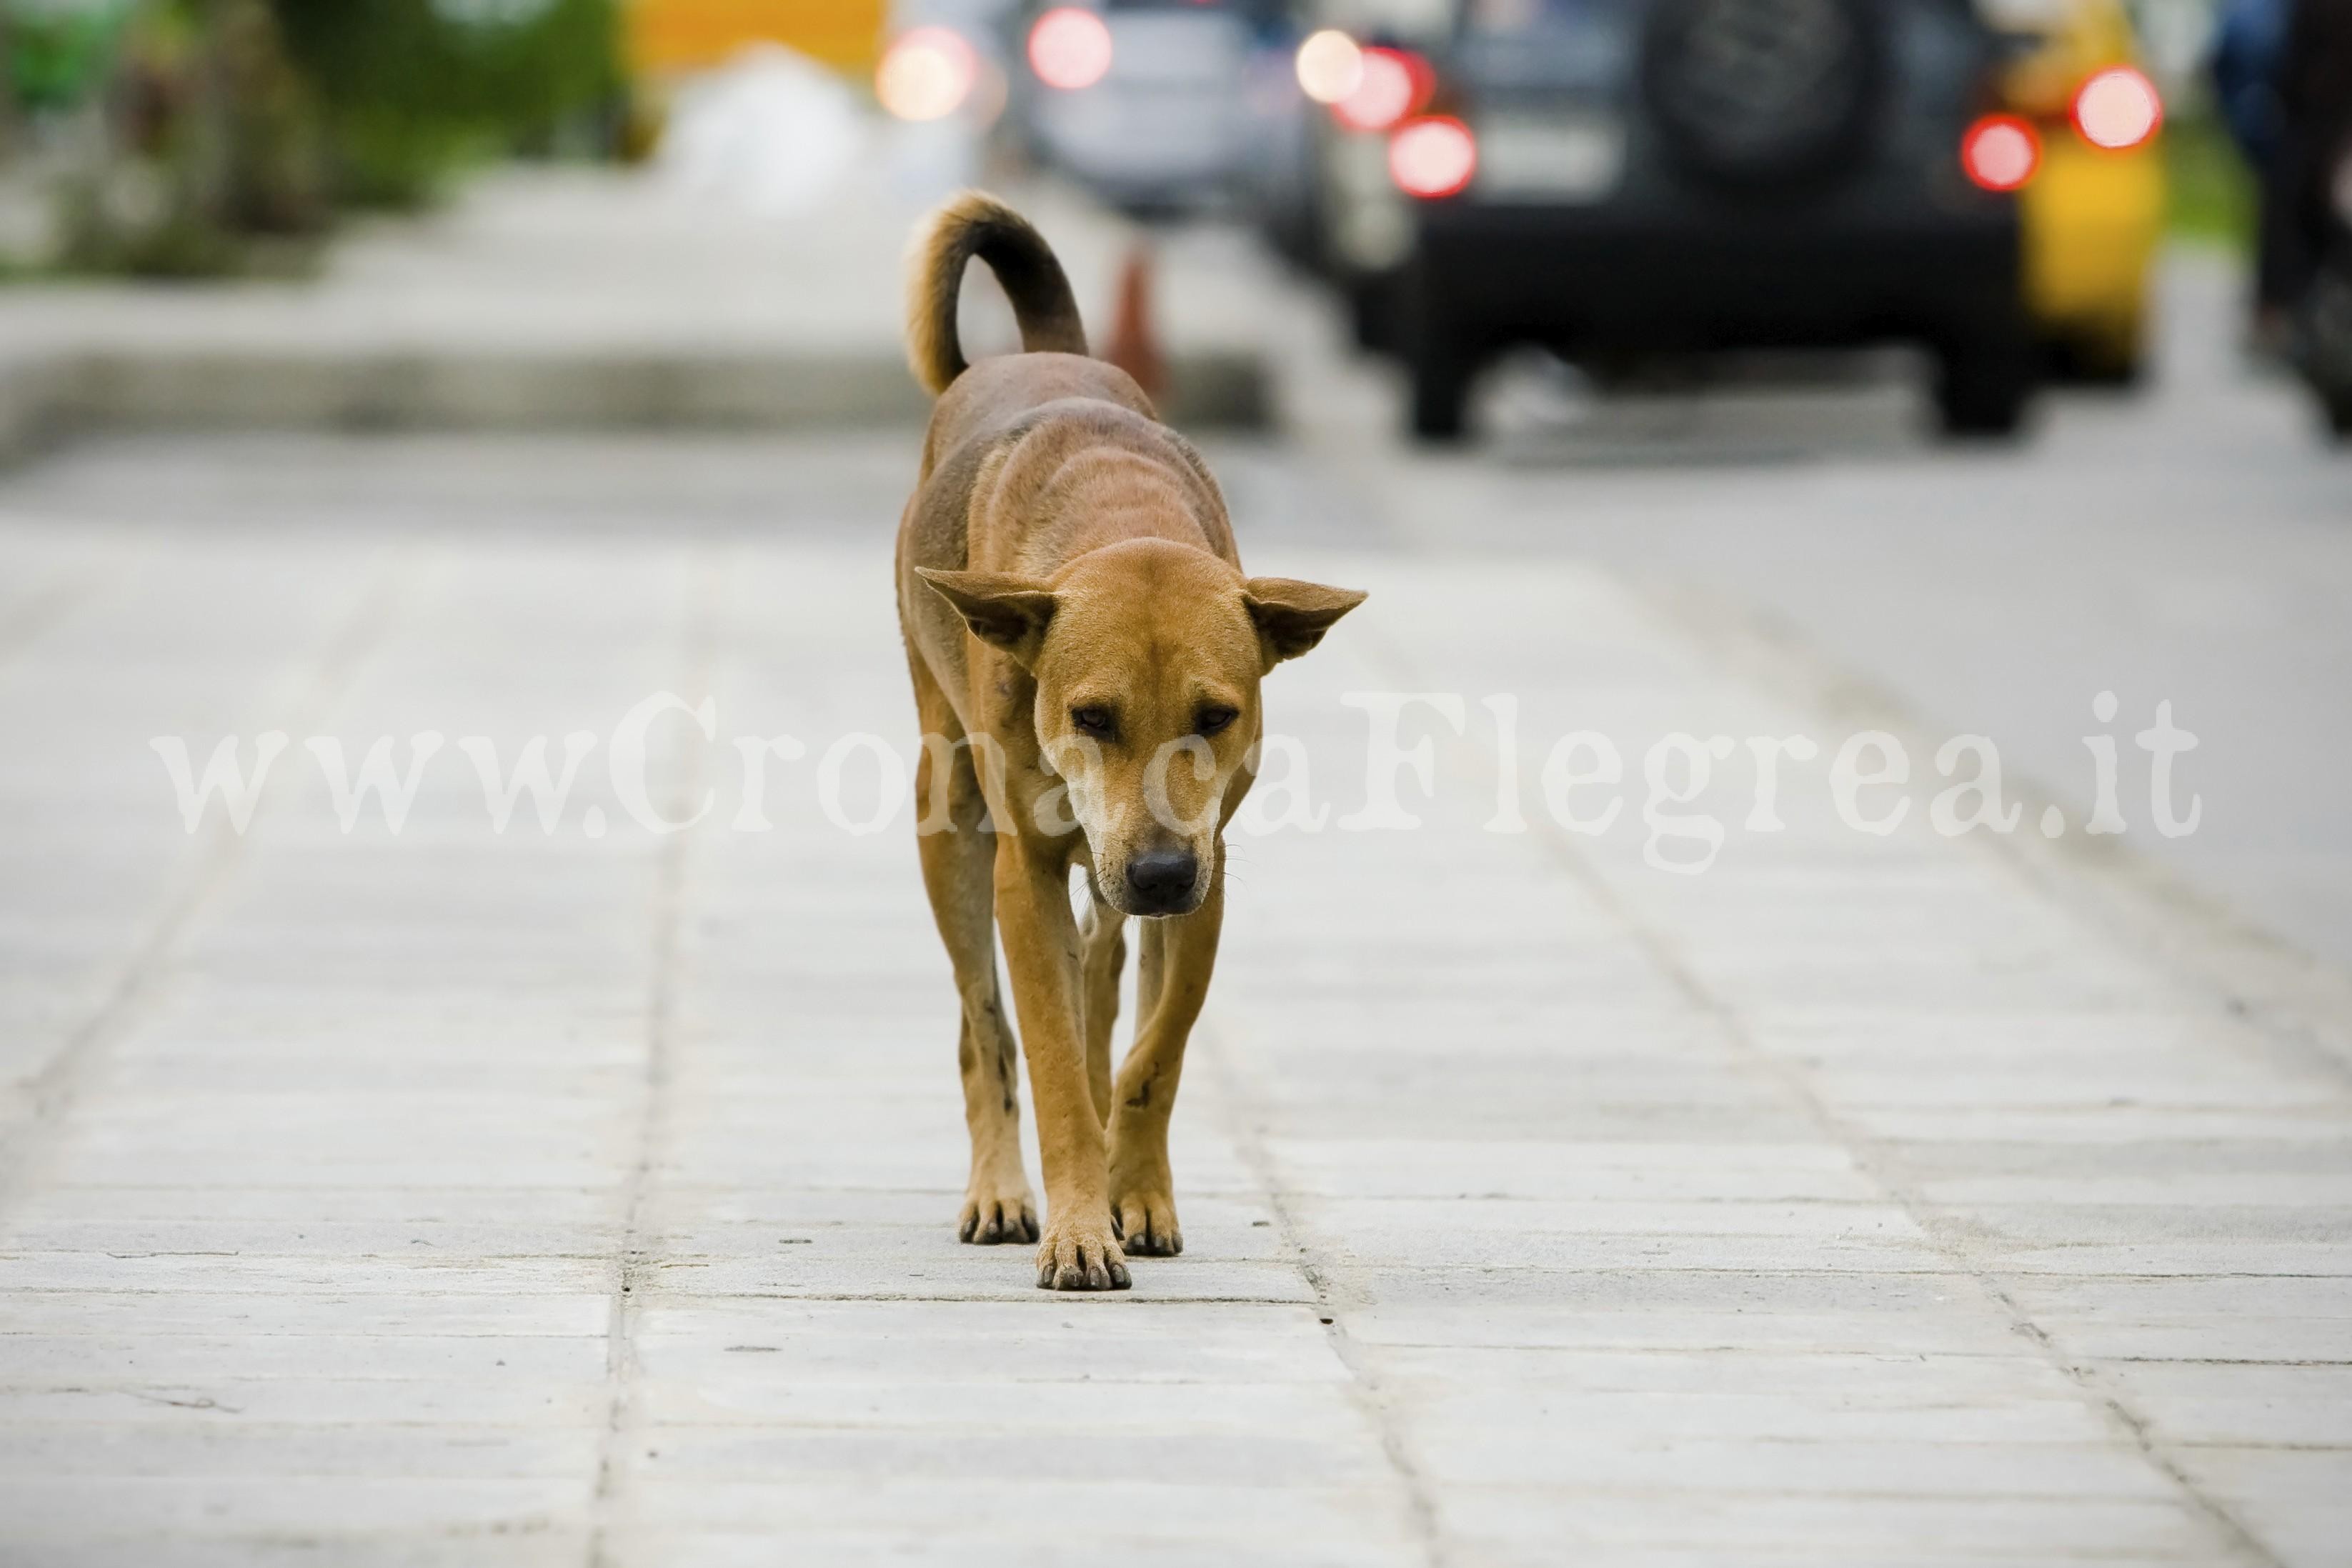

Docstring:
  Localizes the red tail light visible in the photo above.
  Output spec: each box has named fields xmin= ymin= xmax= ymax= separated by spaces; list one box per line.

xmin=1960 ymin=114 xmax=2040 ymax=192
xmin=1333 ymin=46 xmax=1432 ymax=133
xmin=2073 ymin=66 xmax=2161 ymax=150
xmin=1390 ymin=116 xmax=1478 ymax=199
xmin=1029 ymin=7 xmax=1112 ymax=91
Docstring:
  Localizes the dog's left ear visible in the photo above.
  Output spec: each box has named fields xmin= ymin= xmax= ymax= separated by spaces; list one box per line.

xmin=917 ymin=568 xmax=1058 ymax=666
xmin=1242 ymin=578 xmax=1367 ymax=669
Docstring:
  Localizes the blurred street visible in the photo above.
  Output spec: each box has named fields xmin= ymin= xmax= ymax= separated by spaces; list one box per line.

xmin=1390 ymin=247 xmax=2352 ymax=972
xmin=2 ymin=161 xmax=2351 ymax=1565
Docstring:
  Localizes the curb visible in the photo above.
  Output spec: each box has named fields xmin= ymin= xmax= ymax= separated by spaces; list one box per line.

xmin=0 ymin=345 xmax=1272 ymax=461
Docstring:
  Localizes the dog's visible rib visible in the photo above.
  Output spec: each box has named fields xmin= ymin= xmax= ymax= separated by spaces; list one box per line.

xmin=905 ymin=191 xmax=1090 ymax=396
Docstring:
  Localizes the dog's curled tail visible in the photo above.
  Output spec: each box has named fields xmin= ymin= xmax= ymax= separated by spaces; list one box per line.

xmin=905 ymin=191 xmax=1088 ymax=396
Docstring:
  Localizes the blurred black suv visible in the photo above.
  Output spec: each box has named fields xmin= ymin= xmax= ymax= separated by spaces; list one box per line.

xmin=1317 ymin=0 xmax=2035 ymax=439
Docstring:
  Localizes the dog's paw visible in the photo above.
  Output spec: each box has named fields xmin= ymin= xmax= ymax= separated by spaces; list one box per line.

xmin=957 ymin=1183 xmax=1039 ymax=1246
xmin=1035 ymin=1212 xmax=1130 ymax=1292
xmin=1112 ymin=1187 xmax=1183 ymax=1257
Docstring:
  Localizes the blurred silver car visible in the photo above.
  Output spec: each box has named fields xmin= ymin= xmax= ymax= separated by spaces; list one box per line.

xmin=1015 ymin=0 xmax=1278 ymax=214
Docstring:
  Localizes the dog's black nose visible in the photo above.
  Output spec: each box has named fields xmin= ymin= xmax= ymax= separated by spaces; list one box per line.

xmin=1125 ymin=848 xmax=1198 ymax=909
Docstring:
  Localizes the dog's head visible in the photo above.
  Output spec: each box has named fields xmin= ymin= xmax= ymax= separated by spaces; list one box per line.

xmin=920 ymin=539 xmax=1362 ymax=917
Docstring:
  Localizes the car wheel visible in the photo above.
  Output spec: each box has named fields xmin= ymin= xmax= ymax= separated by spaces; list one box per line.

xmin=2070 ymin=350 xmax=2146 ymax=389
xmin=1407 ymin=339 xmax=1473 ymax=441
xmin=1349 ymin=274 xmax=1397 ymax=355
xmin=1400 ymin=271 xmax=1475 ymax=441
xmin=2043 ymin=324 xmax=2146 ymax=387
xmin=2298 ymin=256 xmax=2352 ymax=440
xmin=2325 ymin=389 xmax=2352 ymax=441
xmin=1934 ymin=341 xmax=2034 ymax=439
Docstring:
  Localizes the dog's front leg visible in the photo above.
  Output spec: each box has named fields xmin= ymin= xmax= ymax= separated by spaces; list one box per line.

xmin=1107 ymin=874 xmax=1222 ymax=1257
xmin=993 ymin=839 xmax=1130 ymax=1291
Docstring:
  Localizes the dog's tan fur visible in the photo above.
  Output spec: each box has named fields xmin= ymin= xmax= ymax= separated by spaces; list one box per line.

xmin=895 ymin=194 xmax=1363 ymax=1290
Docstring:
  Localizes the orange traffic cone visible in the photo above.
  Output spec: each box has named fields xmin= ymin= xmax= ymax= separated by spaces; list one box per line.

xmin=1102 ymin=241 xmax=1167 ymax=401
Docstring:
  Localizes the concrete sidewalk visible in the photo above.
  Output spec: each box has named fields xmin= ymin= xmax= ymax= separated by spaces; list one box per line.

xmin=0 ymin=426 xmax=2346 ymax=1567
xmin=0 ymin=167 xmax=1272 ymax=456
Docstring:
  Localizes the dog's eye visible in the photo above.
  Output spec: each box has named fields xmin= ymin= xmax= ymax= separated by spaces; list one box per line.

xmin=1196 ymin=706 xmax=1239 ymax=737
xmin=1070 ymin=706 xmax=1116 ymax=739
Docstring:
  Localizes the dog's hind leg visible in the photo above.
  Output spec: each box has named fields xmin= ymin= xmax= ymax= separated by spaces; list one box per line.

xmin=1076 ymin=888 xmax=1127 ymax=1129
xmin=911 ymin=669 xmax=1037 ymax=1247
xmin=1134 ymin=906 xmax=1167 ymax=1024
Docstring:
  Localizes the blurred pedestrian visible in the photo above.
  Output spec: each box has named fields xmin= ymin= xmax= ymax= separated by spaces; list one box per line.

xmin=2215 ymin=0 xmax=2288 ymax=169
xmin=2216 ymin=0 xmax=2352 ymax=346
xmin=2212 ymin=0 xmax=2293 ymax=333
xmin=2277 ymin=0 xmax=2352 ymax=432
xmin=2279 ymin=0 xmax=2352 ymax=271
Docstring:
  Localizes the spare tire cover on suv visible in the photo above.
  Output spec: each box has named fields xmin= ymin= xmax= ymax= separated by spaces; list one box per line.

xmin=1640 ymin=0 xmax=1884 ymax=189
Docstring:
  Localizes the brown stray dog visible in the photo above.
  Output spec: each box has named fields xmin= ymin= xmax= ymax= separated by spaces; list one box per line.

xmin=895 ymin=194 xmax=1365 ymax=1292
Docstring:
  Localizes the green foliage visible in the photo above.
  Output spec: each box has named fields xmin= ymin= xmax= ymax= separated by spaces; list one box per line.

xmin=39 ymin=0 xmax=332 ymax=276
xmin=2166 ymin=111 xmax=2258 ymax=251
xmin=269 ymin=0 xmax=620 ymax=206
xmin=1 ymin=0 xmax=623 ymax=276
xmin=6 ymin=0 xmax=136 ymax=111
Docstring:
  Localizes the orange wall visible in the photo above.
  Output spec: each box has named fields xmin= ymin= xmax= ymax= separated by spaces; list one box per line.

xmin=627 ymin=0 xmax=887 ymax=75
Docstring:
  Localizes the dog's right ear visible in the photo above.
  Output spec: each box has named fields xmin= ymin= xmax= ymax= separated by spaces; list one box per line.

xmin=917 ymin=569 xmax=1057 ymax=666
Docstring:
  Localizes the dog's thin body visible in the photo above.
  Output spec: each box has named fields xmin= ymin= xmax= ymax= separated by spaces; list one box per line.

xmin=895 ymin=194 xmax=1362 ymax=1290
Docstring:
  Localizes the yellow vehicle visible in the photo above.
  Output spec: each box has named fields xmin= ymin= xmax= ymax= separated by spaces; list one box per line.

xmin=1991 ymin=0 xmax=2168 ymax=380
xmin=626 ymin=0 xmax=887 ymax=76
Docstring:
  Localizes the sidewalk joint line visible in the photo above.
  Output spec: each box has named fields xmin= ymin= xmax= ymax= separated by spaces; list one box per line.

xmin=0 ymin=554 xmax=409 ymax=1222
xmin=587 ymin=551 xmax=724 ymax=1568
xmin=1197 ymin=1019 xmax=1454 ymax=1568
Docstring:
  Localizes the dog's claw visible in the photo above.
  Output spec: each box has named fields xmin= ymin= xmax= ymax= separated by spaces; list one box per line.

xmin=1112 ymin=1191 xmax=1183 ymax=1257
xmin=1034 ymin=1214 xmax=1130 ymax=1292
xmin=957 ymin=1188 xmax=1038 ymax=1247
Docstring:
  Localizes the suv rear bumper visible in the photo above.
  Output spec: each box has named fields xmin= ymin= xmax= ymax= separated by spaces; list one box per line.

xmin=1409 ymin=201 xmax=2024 ymax=351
